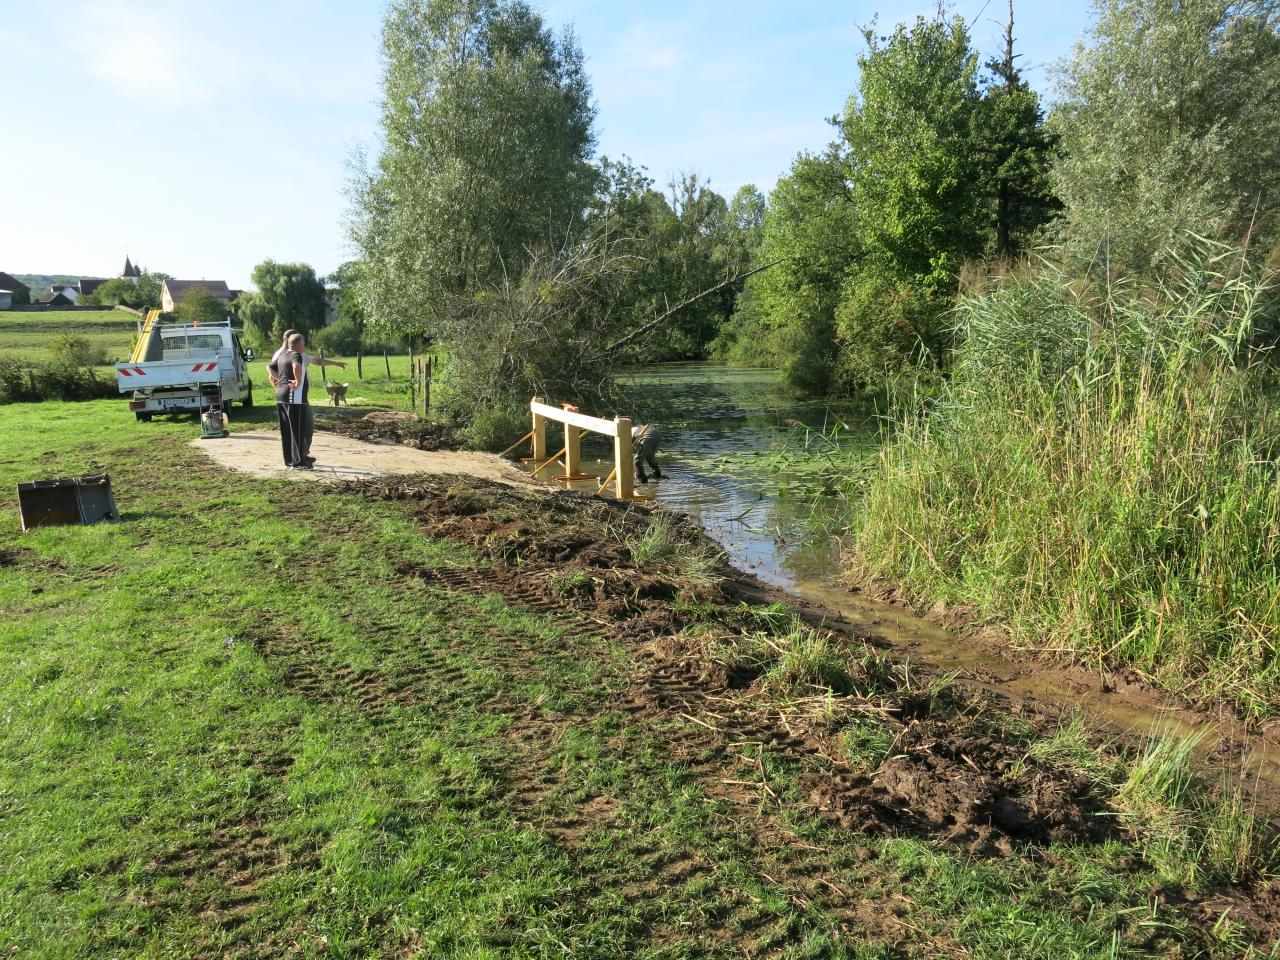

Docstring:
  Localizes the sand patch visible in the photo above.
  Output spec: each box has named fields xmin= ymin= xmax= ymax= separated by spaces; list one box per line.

xmin=192 ymin=429 xmax=536 ymax=486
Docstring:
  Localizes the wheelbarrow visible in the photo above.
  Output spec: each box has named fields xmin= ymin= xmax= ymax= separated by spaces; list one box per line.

xmin=16 ymin=476 xmax=118 ymax=532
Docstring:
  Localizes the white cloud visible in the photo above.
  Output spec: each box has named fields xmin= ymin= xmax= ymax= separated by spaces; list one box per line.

xmin=68 ymin=1 xmax=230 ymax=105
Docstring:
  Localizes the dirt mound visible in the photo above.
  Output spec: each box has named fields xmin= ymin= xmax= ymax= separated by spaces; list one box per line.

xmin=322 ymin=411 xmax=458 ymax=451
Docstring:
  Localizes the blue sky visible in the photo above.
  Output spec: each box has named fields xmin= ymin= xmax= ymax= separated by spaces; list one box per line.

xmin=0 ymin=1 xmax=1094 ymax=289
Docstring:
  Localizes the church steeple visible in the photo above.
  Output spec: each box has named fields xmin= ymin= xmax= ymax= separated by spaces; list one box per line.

xmin=122 ymin=256 xmax=140 ymax=278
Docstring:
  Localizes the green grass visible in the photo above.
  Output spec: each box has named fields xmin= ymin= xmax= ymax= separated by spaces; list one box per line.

xmin=0 ymin=309 xmax=140 ymax=362
xmin=851 ymin=242 xmax=1280 ymax=718
xmin=1 ymin=397 xmax=1277 ymax=958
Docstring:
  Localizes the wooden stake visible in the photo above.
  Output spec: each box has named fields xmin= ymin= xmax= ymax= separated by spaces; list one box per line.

xmin=614 ymin=417 xmax=634 ymax=500
xmin=319 ymin=350 xmax=328 ymax=384
xmin=424 ymin=356 xmax=431 ymax=416
xmin=530 ymin=395 xmax=547 ymax=460
xmin=356 ymin=350 xmax=363 ymax=380
xmin=383 ymin=349 xmax=391 ymax=379
xmin=499 ymin=430 xmax=534 ymax=458
xmin=596 ymin=466 xmax=616 ymax=495
xmin=530 ymin=447 xmax=566 ymax=477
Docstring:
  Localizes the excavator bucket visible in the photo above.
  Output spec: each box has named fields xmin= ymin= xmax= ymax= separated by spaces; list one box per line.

xmin=17 ymin=476 xmax=118 ymax=532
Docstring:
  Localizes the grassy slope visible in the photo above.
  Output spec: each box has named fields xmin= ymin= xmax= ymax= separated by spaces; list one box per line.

xmin=0 ymin=399 xmax=1275 ymax=959
xmin=0 ymin=310 xmax=140 ymax=363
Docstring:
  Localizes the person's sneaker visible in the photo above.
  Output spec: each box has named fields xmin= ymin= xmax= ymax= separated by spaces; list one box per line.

xmin=304 ymin=456 xmax=316 ymax=464
xmin=290 ymin=463 xmax=313 ymax=471
xmin=637 ymin=475 xmax=649 ymax=484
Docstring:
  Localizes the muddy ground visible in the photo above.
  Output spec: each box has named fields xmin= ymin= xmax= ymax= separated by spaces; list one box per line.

xmin=343 ymin=474 xmax=1280 ymax=951
xmin=319 ymin=410 xmax=459 ymax=451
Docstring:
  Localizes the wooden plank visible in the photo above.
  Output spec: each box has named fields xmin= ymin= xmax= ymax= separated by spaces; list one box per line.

xmin=614 ymin=417 xmax=634 ymax=500
xmin=530 ymin=400 xmax=619 ymax=438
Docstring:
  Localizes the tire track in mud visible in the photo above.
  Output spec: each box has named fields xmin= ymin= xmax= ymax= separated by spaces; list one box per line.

xmin=398 ymin=569 xmax=915 ymax=951
xmin=252 ymin=567 xmax=906 ymax=953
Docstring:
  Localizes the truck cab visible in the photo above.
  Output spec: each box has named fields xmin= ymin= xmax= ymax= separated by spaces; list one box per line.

xmin=117 ymin=314 xmax=254 ymax=422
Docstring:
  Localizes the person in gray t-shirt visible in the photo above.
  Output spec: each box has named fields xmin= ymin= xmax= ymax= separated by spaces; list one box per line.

xmin=271 ymin=339 xmax=307 ymax=468
xmin=267 ymin=329 xmax=346 ymax=465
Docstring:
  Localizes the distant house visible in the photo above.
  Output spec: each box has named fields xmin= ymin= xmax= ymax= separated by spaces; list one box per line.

xmin=78 ymin=278 xmax=106 ymax=297
xmin=39 ymin=290 xmax=74 ymax=307
xmin=0 ymin=272 xmax=31 ymax=305
xmin=122 ymin=256 xmax=141 ymax=280
xmin=161 ymin=279 xmax=233 ymax=313
xmin=323 ymin=289 xmax=340 ymax=326
xmin=0 ymin=291 xmax=12 ymax=311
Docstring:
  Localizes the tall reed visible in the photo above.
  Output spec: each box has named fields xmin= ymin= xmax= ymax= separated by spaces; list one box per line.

xmin=851 ymin=240 xmax=1280 ymax=715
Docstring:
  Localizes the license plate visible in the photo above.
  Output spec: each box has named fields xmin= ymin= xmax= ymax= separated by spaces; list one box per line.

xmin=159 ymin=398 xmax=193 ymax=410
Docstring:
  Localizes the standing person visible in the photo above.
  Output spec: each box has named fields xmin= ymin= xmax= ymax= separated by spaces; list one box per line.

xmin=273 ymin=335 xmax=307 ymax=469
xmin=267 ymin=330 xmax=346 ymax=466
xmin=632 ymin=422 xmax=663 ymax=484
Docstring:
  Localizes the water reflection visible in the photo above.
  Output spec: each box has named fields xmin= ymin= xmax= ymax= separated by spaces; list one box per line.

xmin=573 ymin=362 xmax=881 ymax=590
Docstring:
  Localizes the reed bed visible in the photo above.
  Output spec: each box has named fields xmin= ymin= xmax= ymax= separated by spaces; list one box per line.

xmin=851 ymin=240 xmax=1280 ymax=716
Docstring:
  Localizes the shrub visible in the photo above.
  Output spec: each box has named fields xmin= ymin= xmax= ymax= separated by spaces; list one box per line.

xmin=0 ymin=356 xmax=118 ymax=404
xmin=47 ymin=334 xmax=107 ymax=367
xmin=458 ymin=403 xmax=528 ymax=452
xmin=312 ymin=318 xmax=363 ymax=356
xmin=850 ymin=238 xmax=1280 ymax=715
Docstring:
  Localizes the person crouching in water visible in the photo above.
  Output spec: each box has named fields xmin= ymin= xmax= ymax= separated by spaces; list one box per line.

xmin=632 ymin=422 xmax=663 ymax=484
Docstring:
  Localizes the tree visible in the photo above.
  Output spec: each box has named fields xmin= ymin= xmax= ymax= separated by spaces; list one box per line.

xmin=841 ymin=16 xmax=987 ymax=297
xmin=1050 ymin=0 xmax=1280 ymax=272
xmin=82 ymin=271 xmax=169 ymax=310
xmin=978 ymin=0 xmax=1060 ymax=256
xmin=234 ymin=293 xmax=279 ymax=352
xmin=350 ymin=0 xmax=597 ymax=338
xmin=173 ymin=286 xmax=228 ymax=326
xmin=325 ymin=261 xmax=366 ymax=333
xmin=736 ymin=151 xmax=862 ymax=393
xmin=82 ymin=278 xmax=139 ymax=307
xmin=250 ymin=261 xmax=325 ymax=335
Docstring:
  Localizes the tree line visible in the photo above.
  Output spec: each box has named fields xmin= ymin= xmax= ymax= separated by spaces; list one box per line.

xmin=343 ymin=0 xmax=1280 ymax=418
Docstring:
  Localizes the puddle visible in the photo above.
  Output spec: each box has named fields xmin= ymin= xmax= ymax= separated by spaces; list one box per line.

xmin=533 ymin=363 xmax=1280 ymax=806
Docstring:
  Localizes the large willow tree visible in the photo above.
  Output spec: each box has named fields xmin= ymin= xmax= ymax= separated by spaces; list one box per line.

xmin=1051 ymin=0 xmax=1280 ymax=272
xmin=349 ymin=0 xmax=597 ymax=337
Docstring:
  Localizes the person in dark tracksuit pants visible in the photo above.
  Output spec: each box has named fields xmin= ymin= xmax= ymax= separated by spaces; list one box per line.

xmin=632 ymin=423 xmax=662 ymax=484
xmin=268 ymin=329 xmax=345 ymax=466
xmin=272 ymin=335 xmax=309 ymax=469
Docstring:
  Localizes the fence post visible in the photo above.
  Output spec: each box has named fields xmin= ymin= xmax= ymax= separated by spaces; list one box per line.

xmin=319 ymin=350 xmax=328 ymax=384
xmin=530 ymin=396 xmax=547 ymax=461
xmin=614 ymin=417 xmax=634 ymax=500
xmin=408 ymin=359 xmax=416 ymax=414
xmin=357 ymin=351 xmax=363 ymax=380
xmin=383 ymin=349 xmax=391 ymax=379
xmin=423 ymin=356 xmax=431 ymax=417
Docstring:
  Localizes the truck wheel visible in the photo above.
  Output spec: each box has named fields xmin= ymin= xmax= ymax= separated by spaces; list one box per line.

xmin=135 ymin=411 xmax=152 ymax=423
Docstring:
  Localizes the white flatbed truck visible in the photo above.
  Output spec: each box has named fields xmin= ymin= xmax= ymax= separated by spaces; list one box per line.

xmin=117 ymin=312 xmax=255 ymax=422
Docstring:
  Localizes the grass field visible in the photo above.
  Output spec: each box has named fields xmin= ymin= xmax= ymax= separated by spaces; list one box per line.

xmin=1 ymin=399 xmax=1278 ymax=958
xmin=0 ymin=310 xmax=140 ymax=363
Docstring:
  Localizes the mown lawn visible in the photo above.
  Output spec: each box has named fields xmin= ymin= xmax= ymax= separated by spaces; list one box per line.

xmin=0 ymin=398 xmax=1276 ymax=959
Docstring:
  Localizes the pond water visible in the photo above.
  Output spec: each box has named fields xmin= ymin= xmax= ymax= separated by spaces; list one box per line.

xmin=569 ymin=362 xmax=877 ymax=590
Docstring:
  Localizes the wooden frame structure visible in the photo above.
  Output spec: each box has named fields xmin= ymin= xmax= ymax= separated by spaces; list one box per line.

xmin=521 ymin=396 xmax=636 ymax=500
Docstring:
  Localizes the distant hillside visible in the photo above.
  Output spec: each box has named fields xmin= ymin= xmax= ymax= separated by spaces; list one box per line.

xmin=13 ymin=274 xmax=106 ymax=293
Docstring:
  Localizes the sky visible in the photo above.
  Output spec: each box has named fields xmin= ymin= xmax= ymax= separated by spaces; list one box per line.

xmin=0 ymin=1 xmax=1095 ymax=289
